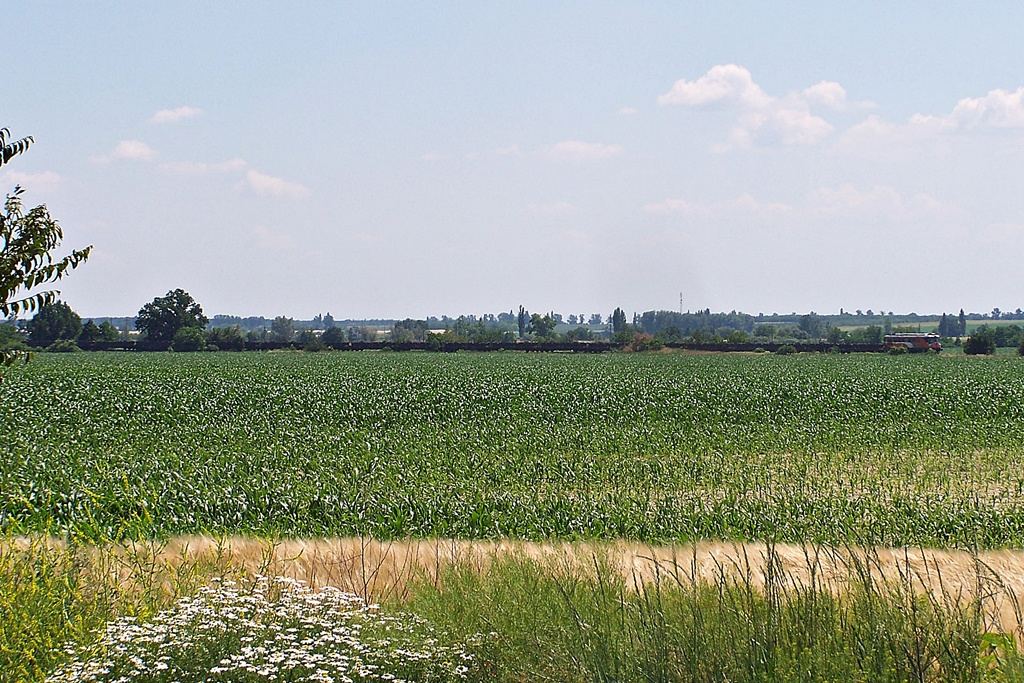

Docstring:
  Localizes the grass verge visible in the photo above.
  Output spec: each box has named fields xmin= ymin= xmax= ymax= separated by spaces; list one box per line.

xmin=7 ymin=536 xmax=1024 ymax=681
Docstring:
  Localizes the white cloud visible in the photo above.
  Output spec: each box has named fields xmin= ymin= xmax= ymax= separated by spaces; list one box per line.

xmin=657 ymin=64 xmax=771 ymax=108
xmin=543 ymin=140 xmax=624 ymax=162
xmin=149 ymin=106 xmax=203 ymax=124
xmin=160 ymin=158 xmax=247 ymax=175
xmin=238 ymin=169 xmax=311 ymax=200
xmin=92 ymin=140 xmax=158 ymax=163
xmin=855 ymin=86 xmax=1024 ymax=144
xmin=252 ymin=226 xmax=295 ymax=249
xmin=771 ymin=108 xmax=834 ymax=145
xmin=947 ymin=87 xmax=1024 ymax=129
xmin=802 ymin=81 xmax=847 ymax=110
xmin=0 ymin=170 xmax=62 ymax=191
xmin=659 ymin=65 xmax=835 ymax=150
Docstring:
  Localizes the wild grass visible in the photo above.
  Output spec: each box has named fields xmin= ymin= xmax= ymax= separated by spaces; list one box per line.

xmin=404 ymin=545 xmax=1024 ymax=682
xmin=8 ymin=536 xmax=1024 ymax=681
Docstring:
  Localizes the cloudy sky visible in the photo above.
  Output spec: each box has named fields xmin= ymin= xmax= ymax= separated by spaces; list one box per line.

xmin=4 ymin=2 xmax=1024 ymax=319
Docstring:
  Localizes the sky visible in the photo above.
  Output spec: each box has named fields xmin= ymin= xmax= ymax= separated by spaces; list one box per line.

xmin=3 ymin=2 xmax=1024 ymax=320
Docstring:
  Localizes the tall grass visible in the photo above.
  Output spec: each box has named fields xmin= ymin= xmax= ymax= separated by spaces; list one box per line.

xmin=403 ymin=544 xmax=1024 ymax=682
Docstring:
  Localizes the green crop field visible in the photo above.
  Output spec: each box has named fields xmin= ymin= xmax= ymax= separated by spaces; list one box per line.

xmin=3 ymin=351 xmax=1024 ymax=548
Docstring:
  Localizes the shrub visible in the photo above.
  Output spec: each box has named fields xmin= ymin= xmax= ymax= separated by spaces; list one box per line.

xmin=888 ymin=345 xmax=909 ymax=356
xmin=321 ymin=326 xmax=347 ymax=348
xmin=205 ymin=325 xmax=245 ymax=351
xmin=964 ymin=329 xmax=996 ymax=355
xmin=775 ymin=344 xmax=796 ymax=355
xmin=1018 ymin=335 xmax=1024 ymax=357
xmin=171 ymin=327 xmax=206 ymax=352
xmin=304 ymin=337 xmax=326 ymax=352
xmin=630 ymin=333 xmax=663 ymax=352
xmin=45 ymin=339 xmax=80 ymax=353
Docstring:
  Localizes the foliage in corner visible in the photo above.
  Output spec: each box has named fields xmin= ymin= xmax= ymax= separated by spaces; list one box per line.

xmin=0 ymin=127 xmax=91 ymax=367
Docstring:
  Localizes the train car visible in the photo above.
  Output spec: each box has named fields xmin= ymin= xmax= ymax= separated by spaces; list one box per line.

xmin=884 ymin=333 xmax=941 ymax=353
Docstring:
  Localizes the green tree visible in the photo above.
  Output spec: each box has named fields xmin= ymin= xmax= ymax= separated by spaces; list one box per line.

xmin=27 ymin=300 xmax=81 ymax=344
xmin=136 ymin=289 xmax=208 ymax=342
xmin=98 ymin=320 xmax=120 ymax=341
xmin=0 ymin=322 xmax=26 ymax=353
xmin=529 ymin=313 xmax=557 ymax=339
xmin=964 ymin=328 xmax=995 ymax=355
xmin=1 ymin=128 xmax=90 ymax=365
xmin=270 ymin=316 xmax=295 ymax=342
xmin=205 ymin=325 xmax=246 ymax=351
xmin=78 ymin=319 xmax=103 ymax=342
xmin=798 ymin=312 xmax=827 ymax=339
xmin=321 ymin=326 xmax=346 ymax=348
xmin=958 ymin=309 xmax=967 ymax=336
xmin=517 ymin=305 xmax=527 ymax=339
xmin=611 ymin=307 xmax=627 ymax=334
xmin=171 ymin=326 xmax=206 ymax=352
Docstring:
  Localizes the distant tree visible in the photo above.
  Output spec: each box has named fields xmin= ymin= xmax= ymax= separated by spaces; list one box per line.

xmin=77 ymin=320 xmax=104 ymax=342
xmin=938 ymin=313 xmax=951 ymax=337
xmin=205 ymin=325 xmax=246 ymax=351
xmin=321 ymin=326 xmax=346 ymax=348
xmin=98 ymin=321 xmax=120 ymax=341
xmin=136 ymin=289 xmax=208 ymax=342
xmin=0 ymin=322 xmax=26 ymax=353
xmin=588 ymin=313 xmax=603 ymax=326
xmin=347 ymin=325 xmax=377 ymax=342
xmin=827 ymin=326 xmax=848 ymax=343
xmin=958 ymin=309 xmax=967 ymax=336
xmin=529 ymin=313 xmax=557 ymax=339
xmin=964 ymin=328 xmax=996 ymax=355
xmin=517 ymin=305 xmax=527 ymax=339
xmin=656 ymin=325 xmax=684 ymax=343
xmin=798 ymin=312 xmax=827 ymax=339
xmin=727 ymin=330 xmax=750 ymax=343
xmin=565 ymin=326 xmax=594 ymax=341
xmin=323 ymin=312 xmax=335 ymax=328
xmin=391 ymin=318 xmax=429 ymax=342
xmin=171 ymin=326 xmax=206 ymax=352
xmin=611 ymin=307 xmax=627 ymax=334
xmin=270 ymin=316 xmax=294 ymax=342
xmin=27 ymin=300 xmax=81 ymax=344
xmin=849 ymin=325 xmax=883 ymax=344
xmin=296 ymin=327 xmax=324 ymax=351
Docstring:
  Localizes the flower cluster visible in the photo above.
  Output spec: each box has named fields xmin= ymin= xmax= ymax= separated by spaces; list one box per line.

xmin=48 ymin=576 xmax=476 ymax=682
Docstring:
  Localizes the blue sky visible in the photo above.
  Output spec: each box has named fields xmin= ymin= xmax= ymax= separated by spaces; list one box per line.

xmin=3 ymin=2 xmax=1024 ymax=319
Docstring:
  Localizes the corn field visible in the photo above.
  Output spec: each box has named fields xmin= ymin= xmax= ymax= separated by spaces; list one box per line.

xmin=2 ymin=351 xmax=1023 ymax=547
